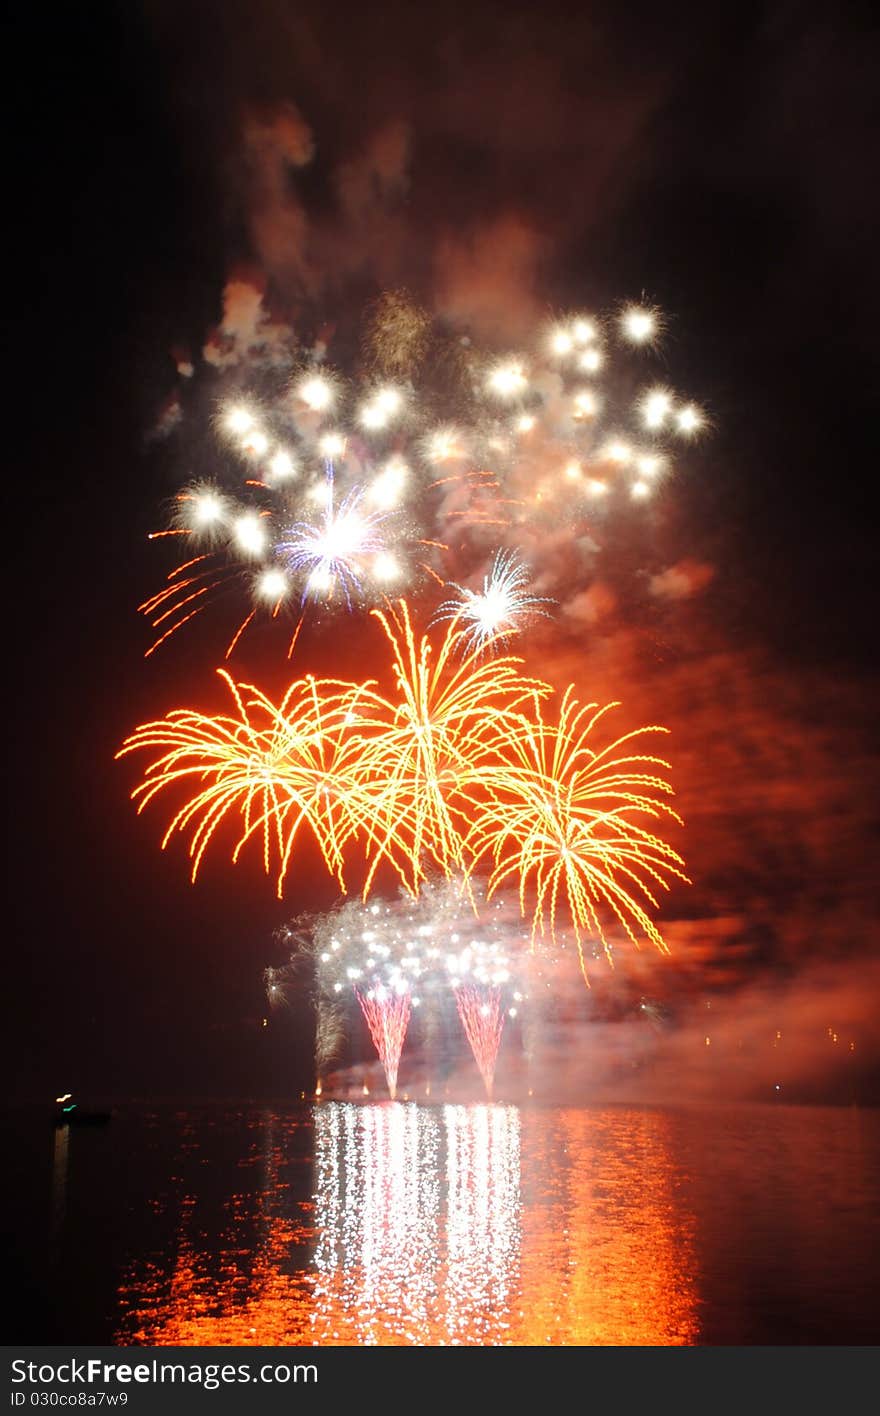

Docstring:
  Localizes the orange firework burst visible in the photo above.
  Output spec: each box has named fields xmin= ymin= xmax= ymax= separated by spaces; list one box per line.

xmin=462 ymin=688 xmax=689 ymax=983
xmin=117 ymin=602 xmax=688 ymax=985
xmin=346 ymin=600 xmax=549 ymax=896
xmin=116 ymin=669 xmax=369 ymax=890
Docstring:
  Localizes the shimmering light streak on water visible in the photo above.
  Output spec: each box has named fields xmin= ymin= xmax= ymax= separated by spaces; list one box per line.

xmin=311 ymin=1102 xmax=440 ymax=1343
xmin=50 ymin=1124 xmax=69 ymax=1239
xmin=443 ymin=1104 xmax=520 ymax=1343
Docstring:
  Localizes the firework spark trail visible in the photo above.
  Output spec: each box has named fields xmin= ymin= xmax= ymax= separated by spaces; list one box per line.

xmin=314 ymin=994 xmax=347 ymax=1076
xmin=115 ymin=669 xmax=367 ymax=888
xmin=438 ymin=879 xmax=521 ymax=1093
xmin=454 ymin=985 xmax=505 ymax=1099
xmin=139 ymin=549 xmax=241 ymax=657
xmin=462 ymin=687 xmax=689 ymax=984
xmin=118 ymin=605 xmax=687 ymax=984
xmin=345 ymin=600 xmax=551 ymax=895
xmin=355 ymin=988 xmax=412 ymax=1099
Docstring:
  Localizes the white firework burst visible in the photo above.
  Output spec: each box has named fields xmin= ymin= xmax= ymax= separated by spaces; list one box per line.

xmin=276 ymin=468 xmax=389 ymax=607
xmin=434 ymin=549 xmax=554 ymax=653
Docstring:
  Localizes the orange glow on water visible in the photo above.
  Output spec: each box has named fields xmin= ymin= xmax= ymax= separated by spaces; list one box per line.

xmin=516 ymin=1110 xmax=699 ymax=1344
xmin=118 ymin=1104 xmax=698 ymax=1346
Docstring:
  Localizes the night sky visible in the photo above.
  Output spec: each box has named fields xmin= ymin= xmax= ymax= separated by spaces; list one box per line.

xmin=7 ymin=0 xmax=879 ymax=1105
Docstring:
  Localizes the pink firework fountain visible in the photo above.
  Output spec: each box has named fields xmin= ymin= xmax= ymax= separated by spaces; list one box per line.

xmin=444 ymin=895 xmax=523 ymax=1099
xmin=355 ymin=986 xmax=413 ymax=1100
xmin=454 ymin=985 xmax=505 ymax=1099
xmin=305 ymin=884 xmax=522 ymax=1101
xmin=309 ymin=895 xmax=434 ymax=1100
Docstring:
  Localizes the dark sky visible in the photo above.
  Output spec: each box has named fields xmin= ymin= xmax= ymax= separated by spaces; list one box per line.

xmin=6 ymin=0 xmax=879 ymax=1104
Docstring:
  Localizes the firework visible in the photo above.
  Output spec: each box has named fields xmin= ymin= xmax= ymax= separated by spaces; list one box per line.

xmin=362 ymin=288 xmax=432 ymax=376
xmin=115 ymin=668 xmax=370 ymax=889
xmin=438 ymin=880 xmax=524 ymax=1096
xmin=143 ymin=298 xmax=706 ymax=655
xmin=354 ymin=989 xmax=411 ymax=1099
xmin=620 ymin=303 xmax=662 ymax=346
xmin=117 ymin=603 xmax=549 ymax=899
xmin=434 ymin=549 xmax=554 ymax=654
xmin=263 ymin=966 xmax=288 ymax=1008
xmin=346 ymin=600 xmax=550 ymax=895
xmin=310 ymin=892 xmax=437 ymax=1097
xmin=288 ymin=877 xmax=526 ymax=1096
xmin=312 ymin=896 xmax=431 ymax=998
xmin=454 ymin=986 xmax=505 ymax=1099
xmin=463 ymin=688 xmax=689 ymax=984
xmin=275 ymin=467 xmax=391 ymax=607
xmin=314 ymin=994 xmax=348 ymax=1076
xmin=119 ymin=602 xmax=687 ymax=986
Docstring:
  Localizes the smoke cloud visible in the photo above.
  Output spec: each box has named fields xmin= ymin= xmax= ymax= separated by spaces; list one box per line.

xmin=650 ymin=559 xmax=716 ymax=601
xmin=241 ymin=102 xmax=315 ymax=290
xmin=145 ymin=0 xmax=682 ymax=340
xmin=202 ymin=273 xmax=297 ymax=368
xmin=434 ymin=215 xmax=547 ymax=342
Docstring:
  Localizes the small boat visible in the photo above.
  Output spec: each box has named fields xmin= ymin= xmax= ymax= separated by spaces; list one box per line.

xmin=53 ymin=1093 xmax=112 ymax=1127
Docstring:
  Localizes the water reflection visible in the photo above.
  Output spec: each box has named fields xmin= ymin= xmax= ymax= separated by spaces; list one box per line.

xmin=311 ymin=1103 xmax=520 ymax=1343
xmin=117 ymin=1104 xmax=699 ymax=1345
xmin=312 ymin=1102 xmax=441 ymax=1343
xmin=443 ymin=1105 xmax=521 ymax=1343
xmin=119 ymin=1113 xmax=314 ymax=1345
xmin=50 ymin=1124 xmax=69 ymax=1240
xmin=518 ymin=1111 xmax=699 ymax=1344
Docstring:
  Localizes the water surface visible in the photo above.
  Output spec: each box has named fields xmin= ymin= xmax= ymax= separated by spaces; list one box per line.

xmin=6 ymin=1102 xmax=878 ymax=1345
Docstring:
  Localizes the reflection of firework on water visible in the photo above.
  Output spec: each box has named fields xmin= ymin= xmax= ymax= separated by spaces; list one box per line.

xmin=313 ymin=1102 xmax=522 ymax=1343
xmin=144 ymin=299 xmax=707 ymax=655
xmin=312 ymin=1103 xmax=443 ymax=1343
xmin=444 ymin=1103 xmax=521 ymax=1339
